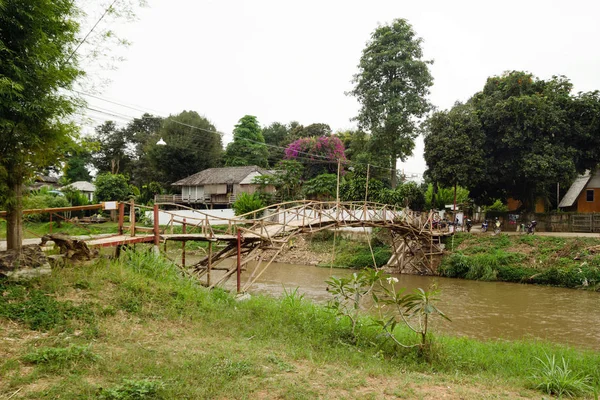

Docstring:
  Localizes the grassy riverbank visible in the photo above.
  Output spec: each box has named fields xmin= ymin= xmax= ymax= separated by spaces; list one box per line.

xmin=440 ymin=233 xmax=600 ymax=290
xmin=1 ymin=251 xmax=599 ymax=399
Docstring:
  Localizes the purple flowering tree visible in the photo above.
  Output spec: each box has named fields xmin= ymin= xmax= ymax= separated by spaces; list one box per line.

xmin=284 ymin=136 xmax=347 ymax=179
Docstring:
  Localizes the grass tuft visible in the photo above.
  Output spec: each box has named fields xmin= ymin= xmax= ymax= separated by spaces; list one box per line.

xmin=530 ymin=353 xmax=593 ymax=398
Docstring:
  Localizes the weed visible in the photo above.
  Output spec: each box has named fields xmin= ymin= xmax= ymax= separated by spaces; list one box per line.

xmin=23 ymin=345 xmax=98 ymax=369
xmin=531 ymin=353 xmax=593 ymax=397
xmin=211 ymin=359 xmax=255 ymax=379
xmin=281 ymin=286 xmax=304 ymax=309
xmin=99 ymin=378 xmax=165 ymax=399
xmin=0 ymin=282 xmax=96 ymax=331
xmin=266 ymin=354 xmax=296 ymax=372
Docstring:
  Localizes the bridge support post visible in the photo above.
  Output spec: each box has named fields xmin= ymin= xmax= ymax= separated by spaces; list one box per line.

xmin=181 ymin=218 xmax=186 ymax=267
xmin=118 ymin=202 xmax=125 ymax=235
xmin=236 ymin=229 xmax=242 ymax=293
xmin=153 ymin=204 xmax=159 ymax=254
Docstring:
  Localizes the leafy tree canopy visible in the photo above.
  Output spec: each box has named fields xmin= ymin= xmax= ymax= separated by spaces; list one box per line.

xmin=94 ymin=173 xmax=131 ymax=203
xmin=424 ymin=71 xmax=600 ymax=209
xmin=147 ymin=110 xmax=223 ymax=187
xmin=350 ymin=18 xmax=433 ymax=188
xmin=224 ymin=115 xmax=268 ymax=167
xmin=0 ymin=0 xmax=84 ymax=249
xmin=423 ymin=102 xmax=485 ymax=190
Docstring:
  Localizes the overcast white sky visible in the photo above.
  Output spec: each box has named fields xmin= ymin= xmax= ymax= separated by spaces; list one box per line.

xmin=82 ymin=0 xmax=600 ymax=175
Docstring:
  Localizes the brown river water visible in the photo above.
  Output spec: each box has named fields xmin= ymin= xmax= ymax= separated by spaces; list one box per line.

xmin=213 ymin=261 xmax=600 ymax=350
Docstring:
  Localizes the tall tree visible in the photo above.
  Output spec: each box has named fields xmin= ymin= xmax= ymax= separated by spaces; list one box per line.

xmin=91 ymin=121 xmax=133 ymax=175
xmin=423 ymin=102 xmax=485 ymax=208
xmin=224 ymin=115 xmax=268 ymax=167
xmin=146 ymin=110 xmax=223 ymax=187
xmin=262 ymin=122 xmax=289 ymax=167
xmin=471 ymin=72 xmax=578 ymax=207
xmin=0 ymin=0 xmax=83 ymax=251
xmin=349 ymin=18 xmax=433 ymax=188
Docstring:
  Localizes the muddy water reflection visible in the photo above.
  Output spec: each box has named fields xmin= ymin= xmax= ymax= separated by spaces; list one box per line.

xmin=219 ymin=262 xmax=600 ymax=350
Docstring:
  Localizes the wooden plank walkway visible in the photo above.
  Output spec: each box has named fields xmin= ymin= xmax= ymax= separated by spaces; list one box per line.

xmin=85 ymin=235 xmax=155 ymax=248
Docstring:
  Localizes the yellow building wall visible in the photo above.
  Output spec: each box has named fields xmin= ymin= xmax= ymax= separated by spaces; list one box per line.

xmin=506 ymin=198 xmax=521 ymax=211
xmin=535 ymin=198 xmax=545 ymax=213
xmin=576 ymin=188 xmax=600 ymax=212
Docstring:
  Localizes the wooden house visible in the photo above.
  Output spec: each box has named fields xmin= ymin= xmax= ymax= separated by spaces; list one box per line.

xmin=558 ymin=170 xmax=600 ymax=212
xmin=64 ymin=181 xmax=96 ymax=202
xmin=159 ymin=166 xmax=275 ymax=207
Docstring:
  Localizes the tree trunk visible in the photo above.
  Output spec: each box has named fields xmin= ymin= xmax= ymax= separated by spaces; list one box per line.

xmin=390 ymin=157 xmax=397 ymax=189
xmin=6 ymin=181 xmax=23 ymax=251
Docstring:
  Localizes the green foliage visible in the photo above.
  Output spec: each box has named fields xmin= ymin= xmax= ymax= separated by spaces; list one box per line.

xmin=22 ymin=188 xmax=71 ymax=222
xmin=224 ymin=115 xmax=268 ymax=167
xmin=138 ymin=181 xmax=163 ymax=205
xmin=146 ymin=111 xmax=222 ymax=187
xmin=427 ymin=71 xmax=600 ymax=209
xmin=340 ymin=176 xmax=385 ymax=202
xmin=485 ymin=199 xmax=509 ymax=212
xmin=424 ymin=102 xmax=486 ymax=190
xmin=302 ymin=174 xmax=337 ymax=200
xmin=531 ymin=353 xmax=593 ymax=398
xmin=95 ymin=173 xmax=132 ymax=202
xmin=61 ymin=186 xmax=91 ymax=207
xmin=23 ymin=345 xmax=98 ymax=368
xmin=440 ymin=235 xmax=600 ymax=288
xmin=271 ymin=160 xmax=304 ymax=201
xmin=424 ymin=184 xmax=470 ymax=210
xmin=374 ymin=280 xmax=450 ymax=351
xmin=232 ymin=192 xmax=265 ymax=218
xmin=0 ymin=282 xmax=95 ymax=331
xmin=99 ymin=378 xmax=165 ymax=400
xmin=350 ymin=18 xmax=433 ymax=187
xmin=262 ymin=121 xmax=291 ymax=167
xmin=326 ymin=270 xmax=382 ymax=338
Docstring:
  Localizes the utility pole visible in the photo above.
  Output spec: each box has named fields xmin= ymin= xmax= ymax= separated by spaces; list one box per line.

xmin=364 ymin=164 xmax=370 ymax=204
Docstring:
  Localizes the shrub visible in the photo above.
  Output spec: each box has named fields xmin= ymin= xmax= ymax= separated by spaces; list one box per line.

xmin=232 ymin=192 xmax=265 ymax=218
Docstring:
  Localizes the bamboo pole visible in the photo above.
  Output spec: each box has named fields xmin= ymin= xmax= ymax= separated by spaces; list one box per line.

xmin=207 ymin=241 xmax=212 ymax=286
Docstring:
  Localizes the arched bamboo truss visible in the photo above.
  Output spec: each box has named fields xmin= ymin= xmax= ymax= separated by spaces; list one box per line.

xmin=156 ymin=201 xmax=447 ymax=291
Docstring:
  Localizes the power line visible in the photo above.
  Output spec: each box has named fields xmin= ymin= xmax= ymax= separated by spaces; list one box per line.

xmin=65 ymin=0 xmax=119 ymax=65
xmin=77 ymin=92 xmax=399 ymax=174
xmin=78 ymin=90 xmax=224 ymax=136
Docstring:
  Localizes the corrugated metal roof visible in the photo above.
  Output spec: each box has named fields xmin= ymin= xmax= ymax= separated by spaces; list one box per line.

xmin=558 ymin=172 xmax=591 ymax=208
xmin=66 ymin=181 xmax=96 ymax=192
xmin=172 ymin=166 xmax=271 ymax=186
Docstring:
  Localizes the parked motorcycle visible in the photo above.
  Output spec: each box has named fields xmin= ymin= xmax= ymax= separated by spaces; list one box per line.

xmin=526 ymin=220 xmax=537 ymax=235
xmin=481 ymin=220 xmax=488 ymax=232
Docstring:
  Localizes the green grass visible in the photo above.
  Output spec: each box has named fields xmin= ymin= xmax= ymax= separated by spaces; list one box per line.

xmin=440 ymin=233 xmax=600 ymax=289
xmin=1 ymin=249 xmax=599 ymax=398
xmin=309 ymin=231 xmax=391 ymax=268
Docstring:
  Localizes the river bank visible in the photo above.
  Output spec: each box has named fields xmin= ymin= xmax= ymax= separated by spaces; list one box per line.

xmin=440 ymin=233 xmax=600 ymax=289
xmin=1 ymin=251 xmax=599 ymax=399
xmin=270 ymin=230 xmax=600 ymax=291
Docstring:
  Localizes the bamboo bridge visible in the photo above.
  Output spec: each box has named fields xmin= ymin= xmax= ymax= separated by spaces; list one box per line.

xmin=154 ymin=201 xmax=447 ymax=292
xmin=1 ymin=201 xmax=448 ymax=291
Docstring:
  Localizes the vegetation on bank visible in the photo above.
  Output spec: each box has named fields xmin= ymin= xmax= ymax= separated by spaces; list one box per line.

xmin=440 ymin=233 xmax=600 ymax=290
xmin=1 ymin=250 xmax=599 ymax=398
xmin=308 ymin=230 xmax=392 ymax=269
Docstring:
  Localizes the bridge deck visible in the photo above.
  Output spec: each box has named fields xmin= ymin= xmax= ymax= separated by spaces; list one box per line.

xmin=86 ymin=235 xmax=155 ymax=248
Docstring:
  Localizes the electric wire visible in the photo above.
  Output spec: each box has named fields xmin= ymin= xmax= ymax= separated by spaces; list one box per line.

xmin=65 ymin=0 xmax=119 ymax=65
xmin=76 ymin=92 xmax=418 ymax=176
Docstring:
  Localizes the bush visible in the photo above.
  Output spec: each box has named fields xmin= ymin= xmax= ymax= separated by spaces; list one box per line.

xmin=232 ymin=192 xmax=265 ymax=218
xmin=22 ymin=188 xmax=71 ymax=222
